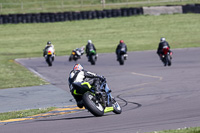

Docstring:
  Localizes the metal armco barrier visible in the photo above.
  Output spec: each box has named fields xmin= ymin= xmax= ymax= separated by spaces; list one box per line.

xmin=0 ymin=4 xmax=199 ymax=24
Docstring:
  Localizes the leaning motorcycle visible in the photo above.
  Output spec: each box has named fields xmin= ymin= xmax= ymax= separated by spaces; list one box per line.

xmin=88 ymin=50 xmax=97 ymax=65
xmin=44 ymin=46 xmax=55 ymax=66
xmin=117 ymin=48 xmax=128 ymax=65
xmin=161 ymin=45 xmax=172 ymax=66
xmin=72 ymin=78 xmax=122 ymax=117
xmin=69 ymin=47 xmax=84 ymax=62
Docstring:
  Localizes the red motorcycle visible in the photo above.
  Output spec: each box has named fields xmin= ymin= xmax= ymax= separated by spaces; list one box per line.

xmin=161 ymin=46 xmax=172 ymax=66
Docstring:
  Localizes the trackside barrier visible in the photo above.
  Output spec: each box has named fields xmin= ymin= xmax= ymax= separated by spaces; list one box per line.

xmin=182 ymin=4 xmax=200 ymax=13
xmin=0 ymin=4 xmax=199 ymax=24
xmin=0 ymin=8 xmax=143 ymax=24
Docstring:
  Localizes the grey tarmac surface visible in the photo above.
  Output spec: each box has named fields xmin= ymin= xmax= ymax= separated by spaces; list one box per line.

xmin=0 ymin=85 xmax=73 ymax=113
xmin=1 ymin=47 xmax=200 ymax=133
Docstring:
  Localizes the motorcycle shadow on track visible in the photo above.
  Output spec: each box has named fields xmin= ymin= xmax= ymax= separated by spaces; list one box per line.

xmin=36 ymin=113 xmax=115 ymax=122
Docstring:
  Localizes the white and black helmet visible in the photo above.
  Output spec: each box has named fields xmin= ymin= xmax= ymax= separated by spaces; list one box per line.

xmin=88 ymin=40 xmax=92 ymax=44
xmin=160 ymin=37 xmax=166 ymax=42
xmin=47 ymin=41 xmax=51 ymax=45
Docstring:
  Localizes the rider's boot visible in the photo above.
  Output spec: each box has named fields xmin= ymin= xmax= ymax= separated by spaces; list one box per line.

xmin=76 ymin=100 xmax=84 ymax=108
xmin=124 ymin=54 xmax=128 ymax=60
xmin=170 ymin=52 xmax=172 ymax=59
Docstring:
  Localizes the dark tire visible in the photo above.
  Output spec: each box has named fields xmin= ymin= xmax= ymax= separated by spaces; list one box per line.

xmin=69 ymin=55 xmax=73 ymax=61
xmin=112 ymin=99 xmax=122 ymax=114
xmin=46 ymin=56 xmax=52 ymax=66
xmin=82 ymin=92 xmax=104 ymax=117
xmin=119 ymin=55 xmax=124 ymax=65
xmin=163 ymin=55 xmax=167 ymax=66
xmin=167 ymin=54 xmax=172 ymax=66
xmin=90 ymin=55 xmax=96 ymax=65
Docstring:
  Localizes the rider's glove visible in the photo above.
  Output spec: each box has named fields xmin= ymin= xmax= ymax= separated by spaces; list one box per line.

xmin=98 ymin=75 xmax=105 ymax=81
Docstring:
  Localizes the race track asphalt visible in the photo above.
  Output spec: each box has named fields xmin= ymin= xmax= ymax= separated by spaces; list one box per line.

xmin=1 ymin=47 xmax=200 ymax=133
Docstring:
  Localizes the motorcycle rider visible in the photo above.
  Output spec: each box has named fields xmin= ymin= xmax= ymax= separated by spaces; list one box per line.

xmin=68 ymin=64 xmax=105 ymax=108
xmin=71 ymin=46 xmax=85 ymax=58
xmin=116 ymin=40 xmax=128 ymax=61
xmin=85 ymin=40 xmax=96 ymax=61
xmin=43 ymin=41 xmax=55 ymax=58
xmin=157 ymin=37 xmax=172 ymax=59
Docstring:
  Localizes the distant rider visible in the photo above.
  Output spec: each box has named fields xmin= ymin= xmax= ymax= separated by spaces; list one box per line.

xmin=116 ymin=40 xmax=128 ymax=61
xmin=157 ymin=37 xmax=172 ymax=59
xmin=68 ymin=64 xmax=105 ymax=108
xmin=85 ymin=40 xmax=96 ymax=60
xmin=43 ymin=41 xmax=55 ymax=57
xmin=74 ymin=46 xmax=85 ymax=57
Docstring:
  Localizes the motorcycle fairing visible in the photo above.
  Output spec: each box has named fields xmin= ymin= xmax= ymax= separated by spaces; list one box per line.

xmin=48 ymin=51 xmax=52 ymax=55
xmin=162 ymin=46 xmax=169 ymax=55
xmin=104 ymin=107 xmax=114 ymax=113
xmin=72 ymin=82 xmax=93 ymax=95
xmin=89 ymin=50 xmax=96 ymax=55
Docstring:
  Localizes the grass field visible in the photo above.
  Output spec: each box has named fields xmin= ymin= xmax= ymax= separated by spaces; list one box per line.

xmin=0 ymin=0 xmax=200 ymax=14
xmin=0 ymin=13 xmax=200 ymax=89
xmin=0 ymin=107 xmax=56 ymax=121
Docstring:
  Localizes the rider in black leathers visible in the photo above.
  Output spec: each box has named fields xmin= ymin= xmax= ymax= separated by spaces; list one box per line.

xmin=86 ymin=40 xmax=96 ymax=58
xmin=157 ymin=37 xmax=172 ymax=59
xmin=68 ymin=64 xmax=104 ymax=108
xmin=43 ymin=41 xmax=55 ymax=57
xmin=116 ymin=40 xmax=128 ymax=61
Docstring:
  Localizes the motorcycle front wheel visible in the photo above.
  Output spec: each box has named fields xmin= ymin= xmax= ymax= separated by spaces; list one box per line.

xmin=82 ymin=92 xmax=104 ymax=117
xmin=112 ymin=98 xmax=122 ymax=114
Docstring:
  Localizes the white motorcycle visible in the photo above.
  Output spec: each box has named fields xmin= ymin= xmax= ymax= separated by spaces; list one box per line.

xmin=44 ymin=46 xmax=55 ymax=66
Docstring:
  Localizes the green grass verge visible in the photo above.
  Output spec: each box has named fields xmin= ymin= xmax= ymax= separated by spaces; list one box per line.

xmin=0 ymin=107 xmax=56 ymax=121
xmin=0 ymin=13 xmax=200 ymax=89
xmin=149 ymin=127 xmax=200 ymax=133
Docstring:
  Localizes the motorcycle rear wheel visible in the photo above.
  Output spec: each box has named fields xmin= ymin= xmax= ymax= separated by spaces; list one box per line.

xmin=90 ymin=55 xmax=96 ymax=65
xmin=46 ymin=56 xmax=52 ymax=66
xmin=69 ymin=55 xmax=73 ymax=61
xmin=167 ymin=54 xmax=172 ymax=66
xmin=119 ymin=55 xmax=124 ymax=65
xmin=82 ymin=92 xmax=104 ymax=117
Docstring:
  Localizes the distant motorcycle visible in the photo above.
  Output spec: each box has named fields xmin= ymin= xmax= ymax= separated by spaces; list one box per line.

xmin=72 ymin=78 xmax=122 ymax=117
xmin=117 ymin=48 xmax=128 ymax=65
xmin=69 ymin=46 xmax=84 ymax=62
xmin=44 ymin=46 xmax=55 ymax=66
xmin=88 ymin=50 xmax=97 ymax=65
xmin=160 ymin=46 xmax=172 ymax=66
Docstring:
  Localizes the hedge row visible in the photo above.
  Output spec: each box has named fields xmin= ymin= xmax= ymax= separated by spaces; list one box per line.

xmin=0 ymin=4 xmax=199 ymax=24
xmin=0 ymin=8 xmax=143 ymax=24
